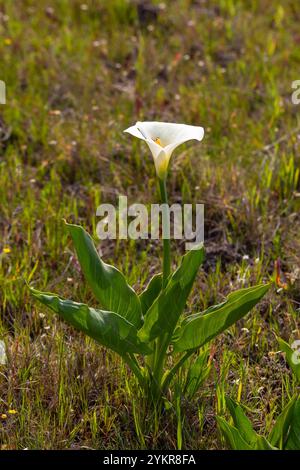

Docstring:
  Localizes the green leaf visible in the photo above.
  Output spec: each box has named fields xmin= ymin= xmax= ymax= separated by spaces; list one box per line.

xmin=217 ymin=416 xmax=253 ymax=450
xmin=217 ymin=414 xmax=276 ymax=450
xmin=138 ymin=246 xmax=204 ymax=342
xmin=184 ymin=348 xmax=211 ymax=398
xmin=139 ymin=273 xmax=162 ymax=316
xmin=172 ymin=284 xmax=271 ymax=353
xmin=30 ymin=287 xmax=151 ymax=356
xmin=278 ymin=337 xmax=300 ymax=384
xmin=66 ymin=223 xmax=142 ymax=328
xmin=285 ymin=398 xmax=300 ymax=450
xmin=269 ymin=397 xmax=297 ymax=448
xmin=225 ymin=397 xmax=258 ymax=447
xmin=254 ymin=435 xmax=277 ymax=450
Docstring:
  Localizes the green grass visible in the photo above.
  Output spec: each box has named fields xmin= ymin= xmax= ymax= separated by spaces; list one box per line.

xmin=0 ymin=0 xmax=299 ymax=449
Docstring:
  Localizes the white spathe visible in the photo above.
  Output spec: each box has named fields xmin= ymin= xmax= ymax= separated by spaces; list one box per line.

xmin=124 ymin=121 xmax=204 ymax=179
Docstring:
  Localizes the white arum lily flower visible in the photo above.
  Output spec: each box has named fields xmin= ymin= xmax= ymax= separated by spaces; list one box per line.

xmin=124 ymin=121 xmax=204 ymax=179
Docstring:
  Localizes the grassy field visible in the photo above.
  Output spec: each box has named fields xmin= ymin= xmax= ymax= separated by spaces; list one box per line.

xmin=0 ymin=0 xmax=299 ymax=450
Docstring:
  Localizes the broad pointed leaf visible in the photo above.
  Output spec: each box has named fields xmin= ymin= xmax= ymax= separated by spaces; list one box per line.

xmin=285 ymin=398 xmax=300 ymax=450
xmin=269 ymin=397 xmax=297 ymax=448
xmin=172 ymin=284 xmax=271 ymax=353
xmin=66 ymin=223 xmax=142 ymax=327
xmin=139 ymin=273 xmax=162 ymax=315
xmin=225 ymin=397 xmax=258 ymax=447
xmin=30 ymin=287 xmax=150 ymax=356
xmin=217 ymin=417 xmax=252 ymax=450
xmin=138 ymin=246 xmax=204 ymax=342
xmin=217 ymin=415 xmax=276 ymax=450
xmin=184 ymin=348 xmax=211 ymax=399
xmin=254 ymin=435 xmax=277 ymax=450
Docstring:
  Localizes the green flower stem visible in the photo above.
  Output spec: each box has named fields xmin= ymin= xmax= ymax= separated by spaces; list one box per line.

xmin=158 ymin=177 xmax=171 ymax=287
xmin=149 ymin=177 xmax=172 ymax=397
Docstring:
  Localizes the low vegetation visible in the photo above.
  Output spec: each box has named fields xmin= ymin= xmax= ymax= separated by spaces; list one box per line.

xmin=0 ymin=0 xmax=299 ymax=449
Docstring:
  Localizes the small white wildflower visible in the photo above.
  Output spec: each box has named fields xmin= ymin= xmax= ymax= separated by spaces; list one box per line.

xmin=0 ymin=341 xmax=7 ymax=365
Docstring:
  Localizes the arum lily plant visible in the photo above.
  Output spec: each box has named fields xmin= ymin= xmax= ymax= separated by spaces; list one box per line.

xmin=30 ymin=121 xmax=271 ymax=406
